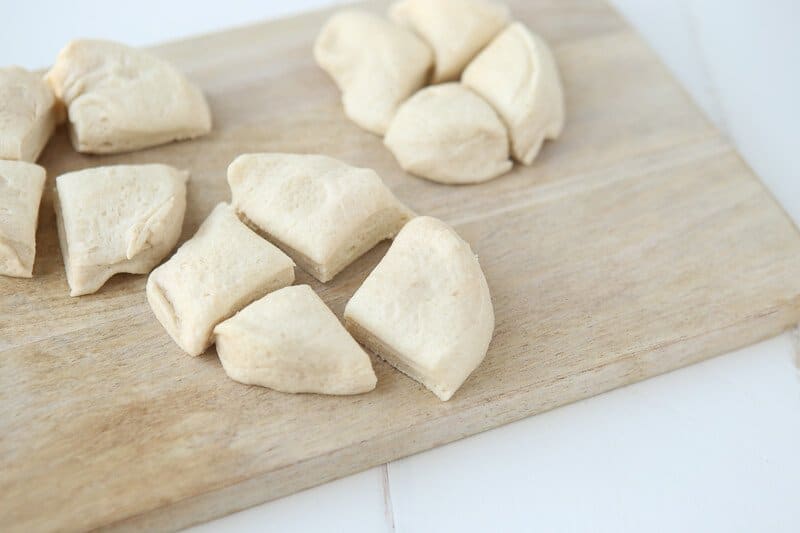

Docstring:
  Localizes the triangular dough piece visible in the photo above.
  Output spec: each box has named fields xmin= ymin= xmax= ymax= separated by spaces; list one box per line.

xmin=390 ymin=0 xmax=508 ymax=83
xmin=46 ymin=39 xmax=212 ymax=154
xmin=462 ymin=23 xmax=565 ymax=165
xmin=344 ymin=216 xmax=494 ymax=401
xmin=0 ymin=67 xmax=64 ymax=162
xmin=147 ymin=203 xmax=295 ymax=356
xmin=314 ymin=10 xmax=433 ymax=135
xmin=54 ymin=164 xmax=188 ymax=296
xmin=0 ymin=161 xmax=46 ymax=278
xmin=385 ymin=83 xmax=512 ymax=184
xmin=214 ymin=285 xmax=377 ymax=395
xmin=228 ymin=153 xmax=413 ymax=283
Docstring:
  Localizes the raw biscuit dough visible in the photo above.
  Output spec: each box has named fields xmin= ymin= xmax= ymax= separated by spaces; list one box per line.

xmin=344 ymin=216 xmax=494 ymax=401
xmin=390 ymin=0 xmax=509 ymax=83
xmin=0 ymin=160 xmax=46 ymax=278
xmin=46 ymin=39 xmax=212 ymax=154
xmin=55 ymin=164 xmax=188 ymax=296
xmin=214 ymin=285 xmax=377 ymax=395
xmin=228 ymin=153 xmax=413 ymax=283
xmin=384 ymin=83 xmax=512 ymax=184
xmin=147 ymin=203 xmax=295 ymax=356
xmin=314 ymin=10 xmax=433 ymax=135
xmin=462 ymin=22 xmax=565 ymax=165
xmin=0 ymin=67 xmax=64 ymax=162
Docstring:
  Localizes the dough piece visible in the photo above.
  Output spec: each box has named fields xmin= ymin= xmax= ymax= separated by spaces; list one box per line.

xmin=384 ymin=83 xmax=512 ymax=184
xmin=314 ymin=10 xmax=433 ymax=135
xmin=46 ymin=39 xmax=212 ymax=154
xmin=344 ymin=216 xmax=494 ymax=401
xmin=0 ymin=161 xmax=46 ymax=278
xmin=214 ymin=285 xmax=377 ymax=395
xmin=390 ymin=0 xmax=509 ymax=83
xmin=228 ymin=153 xmax=413 ymax=283
xmin=147 ymin=203 xmax=295 ymax=356
xmin=462 ymin=23 xmax=565 ymax=165
xmin=0 ymin=67 xmax=64 ymax=162
xmin=55 ymin=164 xmax=188 ymax=296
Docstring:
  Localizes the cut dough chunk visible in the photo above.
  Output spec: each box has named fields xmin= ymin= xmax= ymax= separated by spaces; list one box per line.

xmin=147 ymin=203 xmax=295 ymax=356
xmin=0 ymin=161 xmax=46 ymax=278
xmin=344 ymin=216 xmax=494 ymax=401
xmin=55 ymin=164 xmax=188 ymax=296
xmin=214 ymin=285 xmax=377 ymax=395
xmin=462 ymin=23 xmax=564 ymax=165
xmin=390 ymin=0 xmax=509 ymax=83
xmin=384 ymin=83 xmax=512 ymax=184
xmin=0 ymin=67 xmax=64 ymax=162
xmin=228 ymin=153 xmax=413 ymax=283
xmin=46 ymin=39 xmax=212 ymax=154
xmin=314 ymin=10 xmax=433 ymax=135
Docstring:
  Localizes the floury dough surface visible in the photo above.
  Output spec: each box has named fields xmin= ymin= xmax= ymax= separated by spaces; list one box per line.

xmin=146 ymin=203 xmax=295 ymax=357
xmin=390 ymin=0 xmax=509 ymax=83
xmin=228 ymin=153 xmax=413 ymax=282
xmin=46 ymin=39 xmax=212 ymax=154
xmin=314 ymin=10 xmax=433 ymax=135
xmin=0 ymin=67 xmax=64 ymax=162
xmin=214 ymin=285 xmax=377 ymax=395
xmin=0 ymin=160 xmax=46 ymax=278
xmin=384 ymin=83 xmax=512 ymax=184
xmin=54 ymin=164 xmax=189 ymax=296
xmin=462 ymin=22 xmax=565 ymax=165
xmin=344 ymin=216 xmax=494 ymax=401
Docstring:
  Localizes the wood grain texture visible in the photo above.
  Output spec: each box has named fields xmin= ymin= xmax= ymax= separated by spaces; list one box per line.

xmin=3 ymin=1 xmax=800 ymax=531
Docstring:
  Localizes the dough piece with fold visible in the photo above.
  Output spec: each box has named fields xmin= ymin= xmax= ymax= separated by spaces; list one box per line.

xmin=228 ymin=153 xmax=413 ymax=283
xmin=0 ymin=161 xmax=46 ymax=278
xmin=46 ymin=39 xmax=212 ymax=154
xmin=384 ymin=83 xmax=512 ymax=184
xmin=314 ymin=10 xmax=433 ymax=135
xmin=0 ymin=67 xmax=64 ymax=162
xmin=344 ymin=216 xmax=494 ymax=401
xmin=55 ymin=164 xmax=188 ymax=296
xmin=214 ymin=285 xmax=377 ymax=395
xmin=147 ymin=203 xmax=295 ymax=356
xmin=462 ymin=23 xmax=565 ymax=165
xmin=390 ymin=0 xmax=509 ymax=83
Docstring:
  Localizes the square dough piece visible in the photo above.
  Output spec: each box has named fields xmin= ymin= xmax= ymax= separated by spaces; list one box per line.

xmin=147 ymin=203 xmax=295 ymax=356
xmin=214 ymin=285 xmax=377 ymax=395
xmin=0 ymin=160 xmax=46 ymax=278
xmin=0 ymin=67 xmax=64 ymax=162
xmin=55 ymin=164 xmax=189 ymax=296
xmin=228 ymin=153 xmax=414 ymax=283
xmin=344 ymin=216 xmax=494 ymax=401
xmin=46 ymin=39 xmax=212 ymax=154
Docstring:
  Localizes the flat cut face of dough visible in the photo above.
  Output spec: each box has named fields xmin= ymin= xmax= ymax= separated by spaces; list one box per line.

xmin=147 ymin=203 xmax=295 ymax=357
xmin=314 ymin=10 xmax=433 ymax=135
xmin=46 ymin=39 xmax=212 ymax=154
xmin=55 ymin=164 xmax=188 ymax=296
xmin=462 ymin=22 xmax=565 ymax=165
xmin=228 ymin=153 xmax=413 ymax=283
xmin=384 ymin=83 xmax=512 ymax=184
xmin=0 ymin=67 xmax=64 ymax=162
xmin=214 ymin=285 xmax=377 ymax=395
xmin=390 ymin=0 xmax=509 ymax=83
xmin=0 ymin=160 xmax=46 ymax=278
xmin=344 ymin=216 xmax=494 ymax=401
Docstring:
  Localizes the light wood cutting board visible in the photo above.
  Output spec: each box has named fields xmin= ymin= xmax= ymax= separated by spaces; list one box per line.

xmin=3 ymin=1 xmax=800 ymax=531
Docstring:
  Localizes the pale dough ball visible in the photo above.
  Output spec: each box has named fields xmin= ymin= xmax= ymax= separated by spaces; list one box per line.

xmin=384 ymin=83 xmax=512 ymax=184
xmin=46 ymin=39 xmax=212 ymax=154
xmin=0 ymin=160 xmax=46 ymax=278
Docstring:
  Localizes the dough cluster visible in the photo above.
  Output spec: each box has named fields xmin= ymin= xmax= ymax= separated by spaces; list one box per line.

xmin=314 ymin=1 xmax=564 ymax=184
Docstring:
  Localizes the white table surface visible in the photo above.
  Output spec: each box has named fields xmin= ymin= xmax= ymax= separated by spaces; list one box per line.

xmin=4 ymin=1 xmax=799 ymax=531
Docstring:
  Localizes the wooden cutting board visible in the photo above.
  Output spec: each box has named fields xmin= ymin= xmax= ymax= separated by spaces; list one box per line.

xmin=3 ymin=1 xmax=800 ymax=531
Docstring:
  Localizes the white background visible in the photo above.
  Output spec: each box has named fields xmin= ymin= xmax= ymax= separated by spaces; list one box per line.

xmin=3 ymin=1 xmax=799 ymax=531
